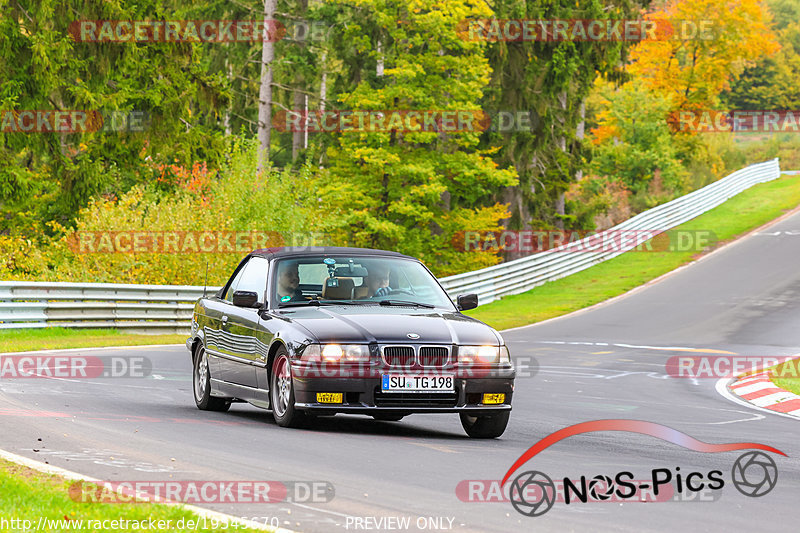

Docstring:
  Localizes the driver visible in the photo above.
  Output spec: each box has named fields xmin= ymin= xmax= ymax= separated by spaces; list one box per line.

xmin=364 ymin=264 xmax=391 ymax=298
xmin=276 ymin=261 xmax=304 ymax=301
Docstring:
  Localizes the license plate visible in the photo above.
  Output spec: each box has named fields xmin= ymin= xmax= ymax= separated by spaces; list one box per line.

xmin=316 ymin=393 xmax=342 ymax=403
xmin=381 ymin=374 xmax=454 ymax=392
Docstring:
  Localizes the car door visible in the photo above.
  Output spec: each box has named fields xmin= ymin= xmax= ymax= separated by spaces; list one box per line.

xmin=203 ymin=260 xmax=247 ymax=380
xmin=216 ymin=256 xmax=269 ymax=388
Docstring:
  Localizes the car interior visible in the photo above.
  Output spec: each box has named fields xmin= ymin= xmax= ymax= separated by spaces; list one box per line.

xmin=294 ymin=260 xmax=402 ymax=301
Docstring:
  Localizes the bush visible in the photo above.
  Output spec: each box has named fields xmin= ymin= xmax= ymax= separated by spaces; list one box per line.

xmin=7 ymin=136 xmax=507 ymax=283
xmin=5 ymin=138 xmax=326 ymax=285
xmin=589 ymin=81 xmax=690 ymax=211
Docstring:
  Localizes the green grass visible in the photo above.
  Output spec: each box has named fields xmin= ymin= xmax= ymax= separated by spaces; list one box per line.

xmin=767 ymin=357 xmax=800 ymax=396
xmin=467 ymin=174 xmax=800 ymax=330
xmin=0 ymin=459 xmax=256 ymax=532
xmin=0 ymin=327 xmax=185 ymax=353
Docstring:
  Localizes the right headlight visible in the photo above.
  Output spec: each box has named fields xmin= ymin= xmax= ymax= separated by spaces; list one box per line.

xmin=458 ymin=345 xmax=510 ymax=365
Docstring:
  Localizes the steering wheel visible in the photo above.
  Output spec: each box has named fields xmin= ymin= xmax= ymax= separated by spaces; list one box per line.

xmin=386 ymin=288 xmax=414 ymax=296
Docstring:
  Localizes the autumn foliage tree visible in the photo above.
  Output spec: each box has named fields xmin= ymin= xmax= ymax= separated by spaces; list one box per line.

xmin=628 ymin=0 xmax=779 ymax=110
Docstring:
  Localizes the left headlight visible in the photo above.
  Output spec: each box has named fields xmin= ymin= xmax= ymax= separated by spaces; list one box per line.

xmin=458 ymin=345 xmax=511 ymax=365
xmin=301 ymin=344 xmax=370 ymax=363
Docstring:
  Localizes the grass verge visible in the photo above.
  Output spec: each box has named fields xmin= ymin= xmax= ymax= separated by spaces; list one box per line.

xmin=0 ymin=458 xmax=257 ymax=532
xmin=766 ymin=357 xmax=800 ymax=396
xmin=467 ymin=174 xmax=800 ymax=330
xmin=0 ymin=328 xmax=184 ymax=353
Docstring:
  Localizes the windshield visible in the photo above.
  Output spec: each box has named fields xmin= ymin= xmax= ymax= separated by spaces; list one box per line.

xmin=270 ymin=255 xmax=454 ymax=309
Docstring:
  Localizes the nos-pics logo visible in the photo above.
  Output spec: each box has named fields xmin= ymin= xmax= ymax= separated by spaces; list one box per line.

xmin=501 ymin=419 xmax=784 ymax=517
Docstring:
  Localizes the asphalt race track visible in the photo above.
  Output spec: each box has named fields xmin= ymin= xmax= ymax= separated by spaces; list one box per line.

xmin=2 ymin=212 xmax=800 ymax=532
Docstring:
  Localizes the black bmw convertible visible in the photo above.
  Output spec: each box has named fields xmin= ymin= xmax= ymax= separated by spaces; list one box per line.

xmin=186 ymin=247 xmax=515 ymax=438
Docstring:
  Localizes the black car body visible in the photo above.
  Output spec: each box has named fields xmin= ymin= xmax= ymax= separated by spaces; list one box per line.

xmin=186 ymin=246 xmax=515 ymax=437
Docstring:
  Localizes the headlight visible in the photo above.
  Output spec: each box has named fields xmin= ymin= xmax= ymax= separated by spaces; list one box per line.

xmin=458 ymin=345 xmax=505 ymax=365
xmin=300 ymin=344 xmax=370 ymax=363
xmin=500 ymin=345 xmax=511 ymax=363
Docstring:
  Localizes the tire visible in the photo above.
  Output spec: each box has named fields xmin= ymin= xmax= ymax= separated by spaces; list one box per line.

xmin=270 ymin=348 xmax=307 ymax=428
xmin=193 ymin=344 xmax=231 ymax=412
xmin=460 ymin=411 xmax=509 ymax=438
xmin=371 ymin=414 xmax=405 ymax=422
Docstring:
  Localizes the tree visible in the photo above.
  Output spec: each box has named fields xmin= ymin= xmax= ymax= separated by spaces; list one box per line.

xmin=628 ymin=0 xmax=779 ymax=110
xmin=257 ymin=0 xmax=277 ymax=171
xmin=590 ymin=79 xmax=688 ymax=207
xmin=722 ymin=0 xmax=800 ymax=110
xmin=0 ymin=0 xmax=227 ymax=231
xmin=481 ymin=0 xmax=649 ymax=253
xmin=316 ymin=0 xmax=518 ymax=275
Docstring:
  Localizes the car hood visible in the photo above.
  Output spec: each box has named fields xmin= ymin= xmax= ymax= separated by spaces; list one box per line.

xmin=278 ymin=306 xmax=502 ymax=345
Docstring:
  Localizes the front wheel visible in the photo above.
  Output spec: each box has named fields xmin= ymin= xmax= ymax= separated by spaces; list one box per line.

xmin=193 ymin=345 xmax=231 ymax=412
xmin=460 ymin=411 xmax=509 ymax=438
xmin=270 ymin=349 xmax=307 ymax=428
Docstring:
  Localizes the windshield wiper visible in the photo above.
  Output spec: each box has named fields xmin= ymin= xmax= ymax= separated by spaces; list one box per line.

xmin=278 ymin=300 xmax=320 ymax=308
xmin=278 ymin=299 xmax=367 ymax=308
xmin=379 ymin=299 xmax=435 ymax=309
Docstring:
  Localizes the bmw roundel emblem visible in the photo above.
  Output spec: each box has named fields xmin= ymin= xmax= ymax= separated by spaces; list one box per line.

xmin=407 ymin=333 xmax=420 ymax=339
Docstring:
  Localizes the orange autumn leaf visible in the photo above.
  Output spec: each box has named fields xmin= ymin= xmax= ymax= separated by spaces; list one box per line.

xmin=629 ymin=0 xmax=779 ymax=109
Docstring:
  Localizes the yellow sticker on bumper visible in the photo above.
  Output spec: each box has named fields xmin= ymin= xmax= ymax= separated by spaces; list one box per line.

xmin=316 ymin=393 xmax=343 ymax=404
xmin=482 ymin=393 xmax=505 ymax=405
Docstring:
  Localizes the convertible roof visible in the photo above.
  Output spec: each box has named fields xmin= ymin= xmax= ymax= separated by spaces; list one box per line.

xmin=249 ymin=246 xmax=413 ymax=260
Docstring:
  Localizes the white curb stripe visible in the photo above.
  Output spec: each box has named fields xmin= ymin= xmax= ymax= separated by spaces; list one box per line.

xmin=731 ymin=373 xmax=769 ymax=385
xmin=750 ymin=392 xmax=799 ymax=407
xmin=717 ymin=354 xmax=800 ymax=420
xmin=733 ymin=381 xmax=778 ymax=395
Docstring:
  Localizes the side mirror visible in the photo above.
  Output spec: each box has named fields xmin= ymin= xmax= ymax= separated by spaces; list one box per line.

xmin=456 ymin=293 xmax=478 ymax=311
xmin=232 ymin=290 xmax=260 ymax=308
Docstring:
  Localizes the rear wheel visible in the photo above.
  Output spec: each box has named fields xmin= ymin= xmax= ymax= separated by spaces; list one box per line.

xmin=460 ymin=411 xmax=509 ymax=438
xmin=193 ymin=345 xmax=231 ymax=412
xmin=270 ymin=349 xmax=307 ymax=428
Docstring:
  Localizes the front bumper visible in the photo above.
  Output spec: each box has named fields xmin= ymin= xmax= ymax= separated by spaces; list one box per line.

xmin=291 ymin=362 xmax=515 ymax=415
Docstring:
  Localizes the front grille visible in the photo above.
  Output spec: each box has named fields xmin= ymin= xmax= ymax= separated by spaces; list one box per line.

xmin=374 ymin=390 xmax=458 ymax=407
xmin=419 ymin=346 xmax=449 ymax=367
xmin=383 ymin=346 xmax=415 ymax=367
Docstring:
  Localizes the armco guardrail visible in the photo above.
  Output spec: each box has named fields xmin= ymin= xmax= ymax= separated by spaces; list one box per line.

xmin=0 ymin=282 xmax=219 ymax=334
xmin=438 ymin=158 xmax=781 ymax=303
xmin=0 ymin=159 xmax=782 ymax=333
